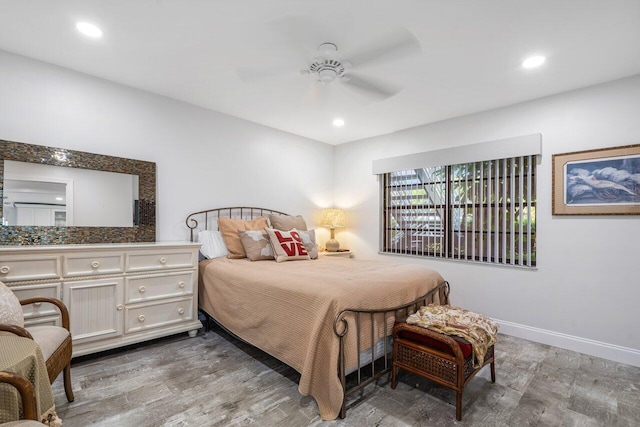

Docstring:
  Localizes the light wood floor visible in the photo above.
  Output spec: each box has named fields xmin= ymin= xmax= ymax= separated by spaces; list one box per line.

xmin=52 ymin=326 xmax=640 ymax=426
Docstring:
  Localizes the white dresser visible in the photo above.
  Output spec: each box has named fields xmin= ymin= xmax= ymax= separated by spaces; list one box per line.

xmin=0 ymin=242 xmax=202 ymax=357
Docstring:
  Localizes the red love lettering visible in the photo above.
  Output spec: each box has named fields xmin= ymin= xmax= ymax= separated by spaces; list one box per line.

xmin=281 ymin=242 xmax=297 ymax=256
xmin=296 ymin=242 xmax=308 ymax=256
xmin=275 ymin=230 xmax=307 ymax=256
xmin=275 ymin=231 xmax=293 ymax=243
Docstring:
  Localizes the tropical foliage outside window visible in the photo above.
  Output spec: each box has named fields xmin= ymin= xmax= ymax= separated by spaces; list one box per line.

xmin=380 ymin=155 xmax=536 ymax=267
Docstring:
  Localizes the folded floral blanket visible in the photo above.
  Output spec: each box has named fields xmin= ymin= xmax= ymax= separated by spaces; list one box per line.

xmin=42 ymin=409 xmax=62 ymax=426
xmin=407 ymin=305 xmax=498 ymax=367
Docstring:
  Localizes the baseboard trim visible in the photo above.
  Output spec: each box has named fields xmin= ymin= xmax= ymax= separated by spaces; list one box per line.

xmin=495 ymin=319 xmax=640 ymax=368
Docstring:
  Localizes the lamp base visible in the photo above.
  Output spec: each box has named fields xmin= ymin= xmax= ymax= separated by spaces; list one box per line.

xmin=325 ymin=238 xmax=340 ymax=252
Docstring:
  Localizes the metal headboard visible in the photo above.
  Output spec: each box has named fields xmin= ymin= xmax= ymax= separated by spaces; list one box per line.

xmin=185 ymin=206 xmax=289 ymax=242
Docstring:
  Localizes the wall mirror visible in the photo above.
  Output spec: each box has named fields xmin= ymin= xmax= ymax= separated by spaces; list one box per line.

xmin=0 ymin=139 xmax=156 ymax=245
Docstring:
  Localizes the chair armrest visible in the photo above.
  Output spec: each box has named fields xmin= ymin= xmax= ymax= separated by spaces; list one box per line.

xmin=0 ymin=371 xmax=38 ymax=420
xmin=0 ymin=323 xmax=34 ymax=340
xmin=20 ymin=297 xmax=70 ymax=331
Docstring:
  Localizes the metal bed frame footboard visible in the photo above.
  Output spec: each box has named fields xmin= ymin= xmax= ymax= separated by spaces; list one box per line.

xmin=333 ymin=280 xmax=450 ymax=418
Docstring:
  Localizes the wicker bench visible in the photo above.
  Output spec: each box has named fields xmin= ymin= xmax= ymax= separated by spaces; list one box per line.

xmin=391 ymin=322 xmax=495 ymax=421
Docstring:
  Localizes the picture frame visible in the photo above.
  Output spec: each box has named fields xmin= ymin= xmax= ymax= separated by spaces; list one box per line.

xmin=552 ymin=144 xmax=640 ymax=215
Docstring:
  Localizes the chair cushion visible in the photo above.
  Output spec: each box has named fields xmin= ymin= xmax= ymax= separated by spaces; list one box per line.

xmin=398 ymin=329 xmax=473 ymax=359
xmin=0 ymin=281 xmax=24 ymax=331
xmin=25 ymin=326 xmax=70 ymax=360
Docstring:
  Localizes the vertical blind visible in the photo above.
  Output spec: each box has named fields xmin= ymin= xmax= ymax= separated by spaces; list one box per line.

xmin=381 ymin=155 xmax=536 ymax=267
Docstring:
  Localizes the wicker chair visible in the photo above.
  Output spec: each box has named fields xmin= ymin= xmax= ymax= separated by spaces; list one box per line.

xmin=392 ymin=322 xmax=495 ymax=421
xmin=0 ymin=297 xmax=74 ymax=403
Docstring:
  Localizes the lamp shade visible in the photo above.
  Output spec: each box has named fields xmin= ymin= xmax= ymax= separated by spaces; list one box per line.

xmin=321 ymin=208 xmax=345 ymax=228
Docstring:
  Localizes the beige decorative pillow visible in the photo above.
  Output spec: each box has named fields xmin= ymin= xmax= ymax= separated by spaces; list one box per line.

xmin=218 ymin=217 xmax=268 ymax=259
xmin=268 ymin=214 xmax=308 ymax=231
xmin=265 ymin=227 xmax=310 ymax=263
xmin=238 ymin=230 xmax=274 ymax=261
xmin=0 ymin=281 xmax=24 ymax=330
xmin=298 ymin=229 xmax=318 ymax=259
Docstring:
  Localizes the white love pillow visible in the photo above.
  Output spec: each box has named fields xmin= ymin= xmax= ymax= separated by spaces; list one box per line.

xmin=265 ymin=227 xmax=311 ymax=263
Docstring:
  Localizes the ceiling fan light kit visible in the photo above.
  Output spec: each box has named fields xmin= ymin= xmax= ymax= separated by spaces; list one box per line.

xmin=305 ymin=43 xmax=350 ymax=83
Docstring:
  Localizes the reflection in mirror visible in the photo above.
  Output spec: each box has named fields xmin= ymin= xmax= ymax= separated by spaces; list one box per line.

xmin=3 ymin=179 xmax=67 ymax=226
xmin=2 ymin=160 xmax=139 ymax=227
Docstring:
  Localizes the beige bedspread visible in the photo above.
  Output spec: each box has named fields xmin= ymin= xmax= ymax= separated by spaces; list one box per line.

xmin=199 ymin=256 xmax=444 ymax=420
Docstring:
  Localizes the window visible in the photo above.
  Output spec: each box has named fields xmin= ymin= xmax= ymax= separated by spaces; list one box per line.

xmin=381 ymin=155 xmax=536 ymax=267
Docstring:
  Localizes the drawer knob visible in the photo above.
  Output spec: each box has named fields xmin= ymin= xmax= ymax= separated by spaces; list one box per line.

xmin=33 ymin=302 xmax=42 ymax=307
xmin=117 ymin=304 xmax=124 ymax=311
xmin=178 ymin=308 xmax=185 ymax=315
xmin=178 ymin=281 xmax=185 ymax=288
xmin=138 ymin=314 xmax=145 ymax=322
xmin=159 ymin=257 xmax=167 ymax=264
xmin=91 ymin=261 xmax=100 ymax=269
xmin=0 ymin=266 xmax=10 ymax=274
xmin=138 ymin=286 xmax=146 ymax=293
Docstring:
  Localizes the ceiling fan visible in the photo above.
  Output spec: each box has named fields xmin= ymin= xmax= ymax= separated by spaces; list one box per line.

xmin=237 ymin=18 xmax=421 ymax=103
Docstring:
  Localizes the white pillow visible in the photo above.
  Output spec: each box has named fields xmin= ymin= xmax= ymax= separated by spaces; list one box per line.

xmin=0 ymin=281 xmax=24 ymax=329
xmin=198 ymin=230 xmax=229 ymax=259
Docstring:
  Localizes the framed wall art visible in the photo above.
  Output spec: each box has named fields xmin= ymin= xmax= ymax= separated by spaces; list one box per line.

xmin=552 ymin=144 xmax=640 ymax=215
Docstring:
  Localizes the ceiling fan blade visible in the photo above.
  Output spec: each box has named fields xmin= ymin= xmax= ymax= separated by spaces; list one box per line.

xmin=347 ymin=27 xmax=421 ymax=68
xmin=236 ymin=65 xmax=297 ymax=83
xmin=269 ymin=15 xmax=326 ymax=61
xmin=269 ymin=14 xmax=354 ymax=60
xmin=340 ymin=74 xmax=401 ymax=101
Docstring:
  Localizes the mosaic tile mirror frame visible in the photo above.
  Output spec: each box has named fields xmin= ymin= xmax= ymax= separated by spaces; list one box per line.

xmin=0 ymin=139 xmax=156 ymax=245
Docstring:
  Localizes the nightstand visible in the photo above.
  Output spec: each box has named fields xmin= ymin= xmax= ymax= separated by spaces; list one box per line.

xmin=320 ymin=250 xmax=352 ymax=258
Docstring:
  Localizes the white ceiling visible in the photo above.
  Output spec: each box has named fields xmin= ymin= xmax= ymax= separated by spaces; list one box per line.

xmin=1 ymin=1 xmax=639 ymax=145
xmin=4 ymin=180 xmax=66 ymax=206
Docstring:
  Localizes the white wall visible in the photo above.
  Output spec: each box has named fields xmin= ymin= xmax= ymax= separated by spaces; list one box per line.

xmin=0 ymin=50 xmax=334 ymax=239
xmin=334 ymin=75 xmax=640 ymax=366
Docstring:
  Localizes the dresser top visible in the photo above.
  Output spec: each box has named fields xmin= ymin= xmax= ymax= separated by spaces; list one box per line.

xmin=0 ymin=241 xmax=200 ymax=253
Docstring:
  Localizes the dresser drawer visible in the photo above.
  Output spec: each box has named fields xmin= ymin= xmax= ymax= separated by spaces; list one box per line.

xmin=125 ymin=271 xmax=194 ymax=304
xmin=125 ymin=297 xmax=194 ymax=334
xmin=63 ymin=253 xmax=124 ymax=277
xmin=0 ymin=255 xmax=60 ymax=282
xmin=9 ymin=282 xmax=62 ymax=322
xmin=126 ymin=250 xmax=195 ymax=272
xmin=23 ymin=316 xmax=60 ymax=328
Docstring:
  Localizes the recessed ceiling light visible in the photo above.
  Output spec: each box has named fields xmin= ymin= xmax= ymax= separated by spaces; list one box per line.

xmin=333 ymin=118 xmax=345 ymax=127
xmin=56 ymin=197 xmax=64 ymax=201
xmin=76 ymin=22 xmax=103 ymax=38
xmin=522 ymin=55 xmax=546 ymax=69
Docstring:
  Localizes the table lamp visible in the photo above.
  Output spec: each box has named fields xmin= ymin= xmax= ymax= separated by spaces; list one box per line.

xmin=321 ymin=208 xmax=345 ymax=252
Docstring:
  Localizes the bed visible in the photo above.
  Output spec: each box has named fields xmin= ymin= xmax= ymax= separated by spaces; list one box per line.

xmin=187 ymin=207 xmax=450 ymax=420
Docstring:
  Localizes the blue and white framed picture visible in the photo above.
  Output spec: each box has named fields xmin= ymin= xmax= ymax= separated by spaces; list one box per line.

xmin=553 ymin=144 xmax=640 ymax=215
